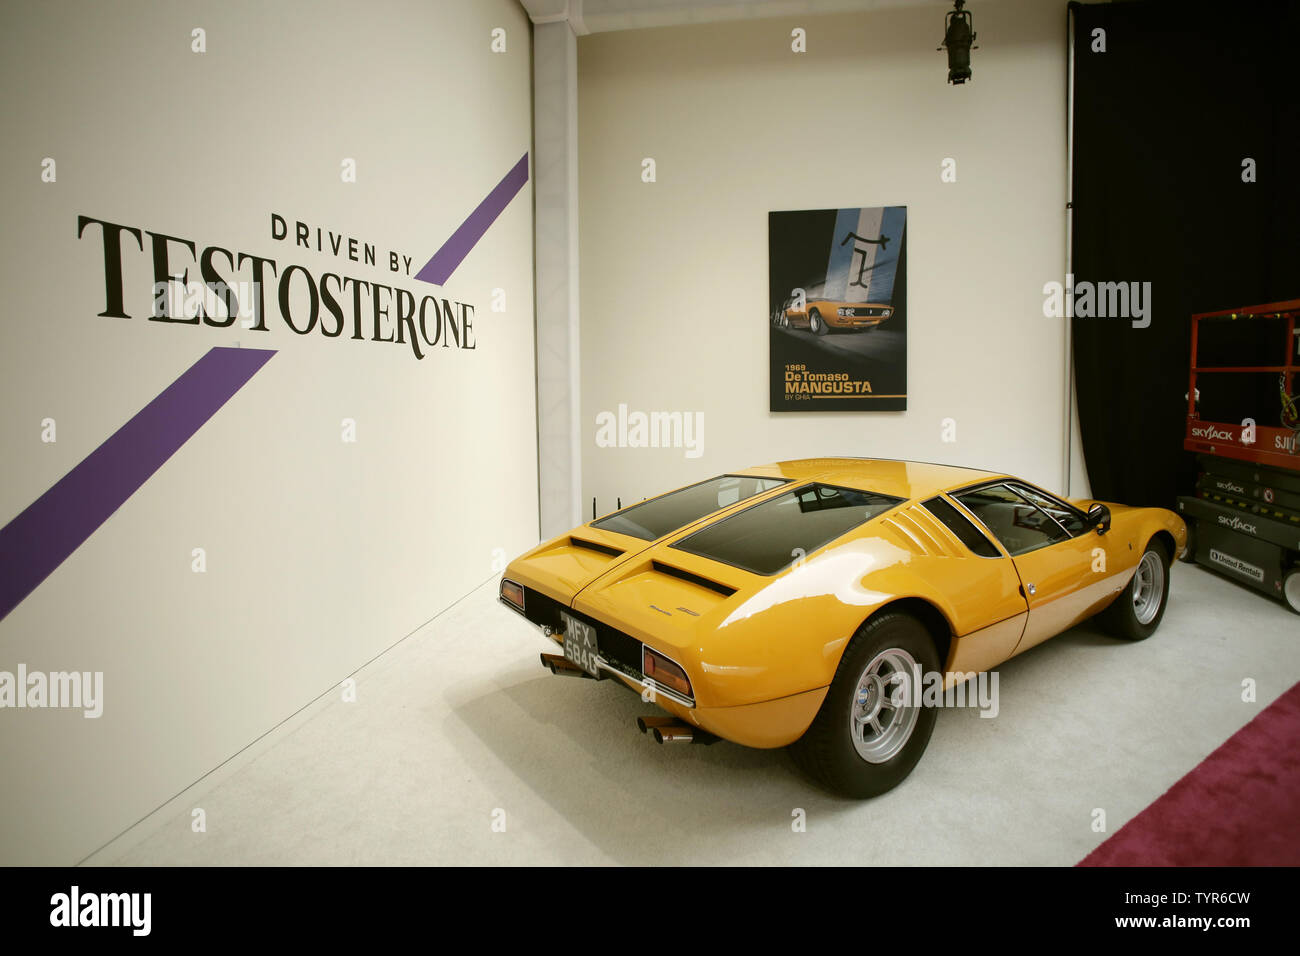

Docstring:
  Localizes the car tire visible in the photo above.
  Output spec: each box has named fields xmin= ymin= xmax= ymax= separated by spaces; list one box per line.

xmin=1098 ymin=540 xmax=1170 ymax=640
xmin=790 ymin=612 xmax=940 ymax=798
xmin=1283 ymin=567 xmax=1300 ymax=614
xmin=1179 ymin=518 xmax=1197 ymax=563
xmin=809 ymin=309 xmax=829 ymax=336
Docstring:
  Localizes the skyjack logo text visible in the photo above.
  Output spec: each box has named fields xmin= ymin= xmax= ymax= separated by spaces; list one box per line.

xmin=1190 ymin=424 xmax=1237 ymax=442
xmin=1216 ymin=515 xmax=1258 ymax=534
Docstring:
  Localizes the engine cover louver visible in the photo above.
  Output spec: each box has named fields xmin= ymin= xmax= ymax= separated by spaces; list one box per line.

xmin=651 ymin=560 xmax=737 ymax=597
xmin=881 ymin=506 xmax=965 ymax=558
xmin=569 ymin=537 xmax=625 ymax=558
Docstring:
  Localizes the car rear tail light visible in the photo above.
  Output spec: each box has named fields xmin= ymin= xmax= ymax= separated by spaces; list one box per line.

xmin=500 ymin=579 xmax=525 ymax=610
xmin=643 ymin=647 xmax=692 ymax=698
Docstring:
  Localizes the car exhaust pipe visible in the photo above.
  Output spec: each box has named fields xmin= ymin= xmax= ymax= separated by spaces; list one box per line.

xmin=636 ymin=715 xmax=714 ymax=744
xmin=540 ymin=652 xmax=595 ymax=679
xmin=653 ymin=724 xmax=697 ymax=744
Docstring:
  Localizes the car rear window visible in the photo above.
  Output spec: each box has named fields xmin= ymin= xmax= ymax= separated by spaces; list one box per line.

xmin=669 ymin=483 xmax=902 ymax=575
xmin=591 ymin=475 xmax=789 ymax=541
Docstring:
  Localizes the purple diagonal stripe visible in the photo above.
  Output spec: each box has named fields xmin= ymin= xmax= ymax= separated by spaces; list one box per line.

xmin=415 ymin=152 xmax=529 ymax=286
xmin=0 ymin=347 xmax=276 ymax=623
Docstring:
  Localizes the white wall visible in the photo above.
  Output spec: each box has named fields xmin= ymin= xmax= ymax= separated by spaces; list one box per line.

xmin=0 ymin=0 xmax=536 ymax=864
xmin=578 ymin=0 xmax=1071 ymax=511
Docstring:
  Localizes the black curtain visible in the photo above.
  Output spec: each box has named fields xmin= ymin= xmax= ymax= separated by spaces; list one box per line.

xmin=1071 ymin=0 xmax=1300 ymax=506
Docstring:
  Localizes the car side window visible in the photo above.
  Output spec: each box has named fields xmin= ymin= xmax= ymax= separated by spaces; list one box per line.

xmin=1009 ymin=483 xmax=1087 ymax=536
xmin=921 ymin=495 xmax=1002 ymax=558
xmin=954 ymin=484 xmax=1069 ymax=557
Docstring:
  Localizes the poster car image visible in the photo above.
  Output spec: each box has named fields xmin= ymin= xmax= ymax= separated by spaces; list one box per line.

xmin=769 ymin=206 xmax=907 ymax=412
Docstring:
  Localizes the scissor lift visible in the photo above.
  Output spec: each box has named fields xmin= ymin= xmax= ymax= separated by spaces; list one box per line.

xmin=1177 ymin=300 xmax=1300 ymax=612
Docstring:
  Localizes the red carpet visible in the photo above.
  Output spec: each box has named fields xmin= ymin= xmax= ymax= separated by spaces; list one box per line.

xmin=1079 ymin=681 xmax=1300 ymax=866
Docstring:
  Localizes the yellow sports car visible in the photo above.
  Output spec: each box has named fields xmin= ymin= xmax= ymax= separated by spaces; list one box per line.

xmin=785 ymin=299 xmax=893 ymax=334
xmin=499 ymin=458 xmax=1187 ymax=797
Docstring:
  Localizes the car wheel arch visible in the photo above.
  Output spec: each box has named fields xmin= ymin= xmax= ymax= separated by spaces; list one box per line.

xmin=1148 ymin=529 xmax=1175 ymax=563
xmin=850 ymin=597 xmax=953 ymax=675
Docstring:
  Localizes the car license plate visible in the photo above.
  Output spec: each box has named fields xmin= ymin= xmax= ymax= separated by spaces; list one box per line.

xmin=561 ymin=613 xmax=602 ymax=678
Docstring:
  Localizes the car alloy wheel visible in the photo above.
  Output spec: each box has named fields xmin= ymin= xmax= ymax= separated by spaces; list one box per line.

xmin=809 ymin=309 xmax=828 ymax=335
xmin=1131 ymin=550 xmax=1165 ymax=625
xmin=1284 ymin=568 xmax=1300 ymax=614
xmin=1098 ymin=540 xmax=1170 ymax=640
xmin=790 ymin=611 xmax=940 ymax=798
xmin=849 ymin=648 xmax=921 ymax=763
xmin=1179 ymin=518 xmax=1198 ymax=563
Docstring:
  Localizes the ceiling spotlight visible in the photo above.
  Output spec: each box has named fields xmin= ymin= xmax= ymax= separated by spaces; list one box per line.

xmin=939 ymin=0 xmax=977 ymax=85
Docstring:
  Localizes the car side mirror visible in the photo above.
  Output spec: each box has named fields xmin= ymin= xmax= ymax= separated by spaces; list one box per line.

xmin=1086 ymin=503 xmax=1111 ymax=535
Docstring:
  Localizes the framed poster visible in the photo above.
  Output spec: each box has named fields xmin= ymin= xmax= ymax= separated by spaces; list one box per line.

xmin=768 ymin=206 xmax=907 ymax=412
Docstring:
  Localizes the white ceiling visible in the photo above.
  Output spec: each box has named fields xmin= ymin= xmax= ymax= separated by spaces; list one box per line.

xmin=518 ymin=0 xmax=960 ymax=36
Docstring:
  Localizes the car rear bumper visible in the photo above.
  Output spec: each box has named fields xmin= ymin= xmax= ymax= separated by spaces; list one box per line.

xmin=536 ymin=620 xmax=825 ymax=749
xmin=504 ymin=585 xmax=828 ymax=749
xmin=636 ymin=680 xmax=828 ymax=749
